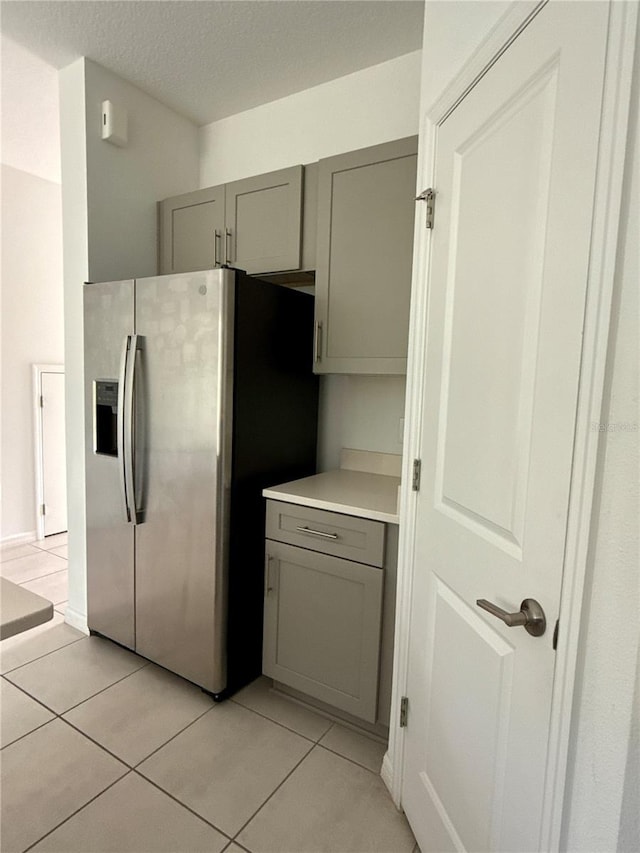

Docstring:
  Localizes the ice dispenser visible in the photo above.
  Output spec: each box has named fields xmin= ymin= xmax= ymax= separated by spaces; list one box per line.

xmin=94 ymin=380 xmax=118 ymax=456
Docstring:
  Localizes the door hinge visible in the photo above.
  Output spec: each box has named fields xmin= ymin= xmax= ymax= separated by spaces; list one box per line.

xmin=553 ymin=619 xmax=559 ymax=651
xmin=416 ymin=188 xmax=436 ymax=229
xmin=412 ymin=458 xmax=422 ymax=492
xmin=41 ymin=503 xmax=46 ymax=516
xmin=399 ymin=695 xmax=409 ymax=728
xmin=40 ymin=394 xmax=44 ymax=408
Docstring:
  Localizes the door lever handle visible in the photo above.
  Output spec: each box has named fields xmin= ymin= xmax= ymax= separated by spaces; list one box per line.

xmin=476 ymin=598 xmax=546 ymax=637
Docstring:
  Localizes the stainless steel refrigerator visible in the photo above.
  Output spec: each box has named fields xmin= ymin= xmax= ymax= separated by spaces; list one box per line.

xmin=84 ymin=268 xmax=318 ymax=697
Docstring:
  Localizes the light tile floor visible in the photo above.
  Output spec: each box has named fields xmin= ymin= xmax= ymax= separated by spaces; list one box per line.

xmin=0 ymin=534 xmax=69 ymax=616
xmin=1 ymin=534 xmax=419 ymax=853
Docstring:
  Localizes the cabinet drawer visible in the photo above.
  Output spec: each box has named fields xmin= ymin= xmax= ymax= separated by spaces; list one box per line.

xmin=266 ymin=500 xmax=385 ymax=567
xmin=263 ymin=540 xmax=383 ymax=722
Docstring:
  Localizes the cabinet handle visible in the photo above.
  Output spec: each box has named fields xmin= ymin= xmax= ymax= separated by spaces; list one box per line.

xmin=214 ymin=230 xmax=221 ymax=266
xmin=313 ymin=321 xmax=322 ymax=363
xmin=265 ymin=554 xmax=278 ymax=595
xmin=225 ymin=228 xmax=233 ymax=265
xmin=295 ymin=526 xmax=338 ymax=540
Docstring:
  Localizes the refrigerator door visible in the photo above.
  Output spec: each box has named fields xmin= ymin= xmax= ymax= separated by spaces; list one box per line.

xmin=84 ymin=280 xmax=136 ymax=648
xmin=134 ymin=269 xmax=234 ymax=692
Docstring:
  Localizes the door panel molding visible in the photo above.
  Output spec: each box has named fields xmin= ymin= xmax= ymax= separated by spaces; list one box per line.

xmin=426 ymin=577 xmax=515 ymax=851
xmin=388 ymin=4 xmax=639 ymax=853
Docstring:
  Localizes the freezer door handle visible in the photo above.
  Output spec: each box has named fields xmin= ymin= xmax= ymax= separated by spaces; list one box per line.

xmin=117 ymin=336 xmax=133 ymax=522
xmin=118 ymin=334 xmax=143 ymax=524
xmin=124 ymin=334 xmax=144 ymax=525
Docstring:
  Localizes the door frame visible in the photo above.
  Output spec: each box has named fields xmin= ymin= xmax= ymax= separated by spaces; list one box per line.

xmin=386 ymin=1 xmax=639 ymax=850
xmin=32 ymin=363 xmax=66 ymax=540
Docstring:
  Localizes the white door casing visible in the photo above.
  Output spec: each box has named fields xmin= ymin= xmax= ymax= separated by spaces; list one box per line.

xmin=34 ymin=365 xmax=68 ymax=538
xmin=391 ymin=2 xmax=639 ymax=852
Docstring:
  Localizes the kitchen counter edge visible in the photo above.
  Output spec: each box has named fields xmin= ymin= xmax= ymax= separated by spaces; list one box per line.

xmin=262 ymin=470 xmax=400 ymax=525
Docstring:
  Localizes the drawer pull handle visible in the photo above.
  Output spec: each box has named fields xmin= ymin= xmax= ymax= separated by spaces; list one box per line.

xmin=295 ymin=526 xmax=338 ymax=540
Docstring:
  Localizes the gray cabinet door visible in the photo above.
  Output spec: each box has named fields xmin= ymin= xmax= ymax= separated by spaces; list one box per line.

xmin=225 ymin=165 xmax=303 ymax=274
xmin=314 ymin=136 xmax=418 ymax=374
xmin=263 ymin=540 xmax=383 ymax=722
xmin=159 ymin=185 xmax=225 ymax=274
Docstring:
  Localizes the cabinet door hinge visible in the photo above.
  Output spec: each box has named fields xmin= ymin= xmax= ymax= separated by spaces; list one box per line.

xmin=412 ymin=459 xmax=422 ymax=492
xmin=41 ymin=503 xmax=46 ymax=516
xmin=553 ymin=619 xmax=559 ymax=651
xmin=399 ymin=695 xmax=409 ymax=728
xmin=40 ymin=394 xmax=44 ymax=408
xmin=415 ymin=188 xmax=436 ymax=229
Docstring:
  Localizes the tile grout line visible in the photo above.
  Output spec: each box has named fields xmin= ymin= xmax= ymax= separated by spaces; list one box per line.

xmin=230 ymin=739 xmax=317 ymax=843
xmin=242 ymin=683 xmax=389 ymax=745
xmin=1 ymin=563 xmax=68 ymax=587
xmin=131 ymin=768 xmax=233 ymax=843
xmin=0 ymin=633 xmax=85 ymax=676
xmin=0 ymin=546 xmax=60 ymax=563
xmin=56 ymin=660 xmax=152 ymax=716
xmin=0 ymin=716 xmax=54 ymax=752
xmin=20 ymin=769 xmax=132 ymax=853
xmin=0 ymin=675 xmax=58 ymax=753
xmin=229 ymin=696 xmax=332 ymax=745
xmin=315 ymin=741 xmax=385 ymax=777
xmin=229 ymin=693 xmax=388 ymax=765
xmin=132 ymin=701 xmax=218 ymax=768
xmin=134 ymin=699 xmax=318 ymax=843
xmin=223 ymin=840 xmax=252 ymax=853
xmin=4 ymin=646 xmax=150 ymax=713
xmin=59 ymin=714 xmax=142 ymax=770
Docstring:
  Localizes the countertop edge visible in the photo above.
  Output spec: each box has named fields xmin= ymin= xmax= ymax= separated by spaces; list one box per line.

xmin=262 ymin=488 xmax=400 ymax=525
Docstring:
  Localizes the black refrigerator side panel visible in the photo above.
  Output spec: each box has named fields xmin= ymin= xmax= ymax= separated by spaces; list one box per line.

xmin=226 ymin=273 xmax=319 ymax=694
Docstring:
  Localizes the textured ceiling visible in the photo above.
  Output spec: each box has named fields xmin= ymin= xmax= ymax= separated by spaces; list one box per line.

xmin=0 ymin=1 xmax=424 ymax=126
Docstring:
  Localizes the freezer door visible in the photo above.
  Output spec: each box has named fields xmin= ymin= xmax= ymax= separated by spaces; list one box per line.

xmin=84 ymin=280 xmax=135 ymax=648
xmin=134 ymin=269 xmax=234 ymax=692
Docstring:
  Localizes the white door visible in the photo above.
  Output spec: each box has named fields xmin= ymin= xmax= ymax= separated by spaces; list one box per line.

xmin=402 ymin=4 xmax=610 ymax=851
xmin=41 ymin=371 xmax=67 ymax=536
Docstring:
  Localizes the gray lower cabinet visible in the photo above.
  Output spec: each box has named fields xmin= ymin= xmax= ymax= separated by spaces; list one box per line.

xmin=263 ymin=502 xmax=385 ymax=723
xmin=159 ymin=165 xmax=303 ymax=276
xmin=313 ymin=136 xmax=418 ymax=374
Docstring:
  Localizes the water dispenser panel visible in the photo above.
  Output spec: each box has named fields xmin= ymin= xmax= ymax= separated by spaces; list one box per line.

xmin=95 ymin=380 xmax=118 ymax=456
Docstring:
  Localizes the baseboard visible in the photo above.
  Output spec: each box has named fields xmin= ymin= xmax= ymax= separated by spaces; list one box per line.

xmin=381 ymin=751 xmax=396 ymax=798
xmin=1 ymin=530 xmax=37 ymax=548
xmin=64 ymin=606 xmax=89 ymax=635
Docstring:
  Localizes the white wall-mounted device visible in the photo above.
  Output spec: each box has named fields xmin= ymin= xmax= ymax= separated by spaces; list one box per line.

xmin=101 ymin=100 xmax=128 ymax=147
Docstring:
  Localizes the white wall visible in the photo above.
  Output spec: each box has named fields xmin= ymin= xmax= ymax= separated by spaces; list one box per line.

xmin=1 ymin=35 xmax=61 ymax=184
xmin=200 ymin=51 xmax=422 ymax=470
xmin=417 ymin=3 xmax=639 ymax=850
xmin=0 ymin=36 xmax=64 ymax=542
xmin=200 ymin=51 xmax=421 ymax=187
xmin=60 ymin=58 xmax=199 ymax=628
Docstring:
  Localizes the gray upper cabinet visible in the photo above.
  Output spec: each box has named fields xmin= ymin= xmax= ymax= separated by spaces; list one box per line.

xmin=159 ymin=165 xmax=303 ymax=276
xmin=314 ymin=136 xmax=418 ymax=375
xmin=159 ymin=185 xmax=225 ymax=275
xmin=225 ymin=166 xmax=303 ymax=274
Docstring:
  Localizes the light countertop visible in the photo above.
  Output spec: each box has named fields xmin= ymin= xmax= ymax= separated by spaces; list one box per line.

xmin=0 ymin=577 xmax=54 ymax=640
xmin=263 ymin=469 xmax=401 ymax=524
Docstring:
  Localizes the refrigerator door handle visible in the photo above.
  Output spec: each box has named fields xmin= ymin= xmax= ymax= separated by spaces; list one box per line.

xmin=117 ymin=336 xmax=133 ymax=523
xmin=123 ymin=334 xmax=143 ymax=525
xmin=132 ymin=337 xmax=146 ymax=524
